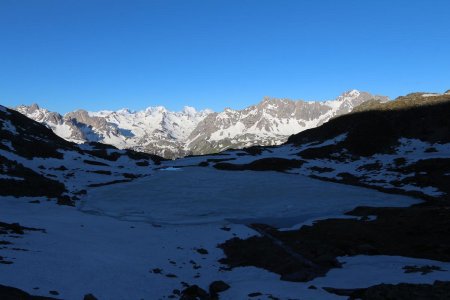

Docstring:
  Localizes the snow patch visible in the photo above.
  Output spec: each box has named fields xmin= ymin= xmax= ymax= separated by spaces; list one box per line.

xmin=1 ymin=119 xmax=18 ymax=134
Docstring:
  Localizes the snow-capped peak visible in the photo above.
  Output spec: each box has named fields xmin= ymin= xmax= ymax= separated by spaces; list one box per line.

xmin=337 ymin=89 xmax=361 ymax=101
xmin=182 ymin=106 xmax=197 ymax=116
xmin=143 ymin=106 xmax=168 ymax=115
xmin=116 ymin=108 xmax=133 ymax=114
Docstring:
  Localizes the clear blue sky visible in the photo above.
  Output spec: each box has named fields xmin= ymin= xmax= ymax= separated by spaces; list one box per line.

xmin=1 ymin=0 xmax=450 ymax=113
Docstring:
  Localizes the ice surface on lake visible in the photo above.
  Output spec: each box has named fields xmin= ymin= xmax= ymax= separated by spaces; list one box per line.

xmin=159 ymin=166 xmax=183 ymax=171
xmin=80 ymin=167 xmax=418 ymax=226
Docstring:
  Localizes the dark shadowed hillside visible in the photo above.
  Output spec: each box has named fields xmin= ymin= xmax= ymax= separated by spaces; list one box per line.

xmin=288 ymin=92 xmax=450 ymax=156
xmin=0 ymin=105 xmax=164 ymax=203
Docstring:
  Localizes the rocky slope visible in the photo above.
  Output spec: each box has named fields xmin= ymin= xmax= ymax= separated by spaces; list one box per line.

xmin=15 ymin=90 xmax=388 ymax=158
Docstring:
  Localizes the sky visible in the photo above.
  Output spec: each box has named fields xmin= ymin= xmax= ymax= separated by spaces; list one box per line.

xmin=1 ymin=0 xmax=450 ymax=113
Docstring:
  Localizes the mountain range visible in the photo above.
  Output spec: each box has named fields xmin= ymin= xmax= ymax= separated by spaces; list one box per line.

xmin=15 ymin=90 xmax=388 ymax=158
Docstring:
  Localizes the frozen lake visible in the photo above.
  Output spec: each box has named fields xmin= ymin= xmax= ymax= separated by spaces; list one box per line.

xmin=80 ymin=167 xmax=418 ymax=226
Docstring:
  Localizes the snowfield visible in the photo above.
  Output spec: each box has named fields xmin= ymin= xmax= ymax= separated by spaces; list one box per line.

xmin=2 ymin=165 xmax=442 ymax=300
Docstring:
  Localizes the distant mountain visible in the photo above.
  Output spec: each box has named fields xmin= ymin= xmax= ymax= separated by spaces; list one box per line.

xmin=15 ymin=90 xmax=388 ymax=158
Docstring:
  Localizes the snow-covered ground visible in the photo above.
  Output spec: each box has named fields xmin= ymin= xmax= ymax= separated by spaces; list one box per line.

xmin=298 ymin=138 xmax=450 ymax=197
xmin=0 ymin=146 xmax=155 ymax=196
xmin=1 ymin=165 xmax=439 ymax=300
